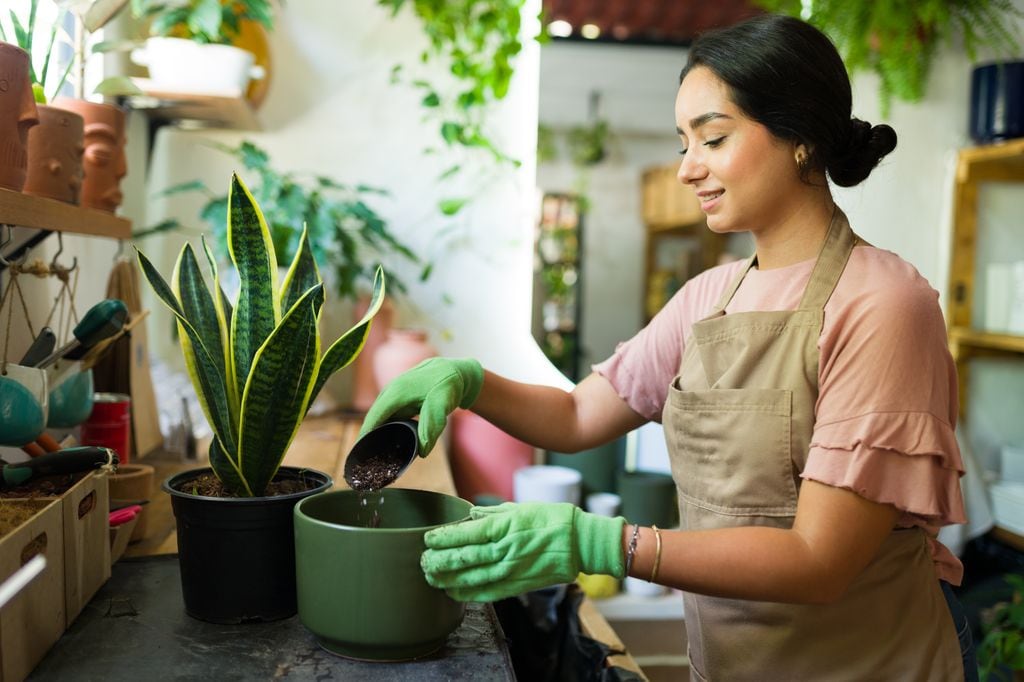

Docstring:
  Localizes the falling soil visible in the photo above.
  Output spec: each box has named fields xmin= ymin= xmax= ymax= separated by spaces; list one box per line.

xmin=0 ymin=472 xmax=81 ymax=499
xmin=357 ymin=491 xmax=385 ymax=529
xmin=174 ymin=472 xmax=316 ymax=498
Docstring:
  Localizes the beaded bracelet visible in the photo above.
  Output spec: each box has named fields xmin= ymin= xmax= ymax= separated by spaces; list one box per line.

xmin=624 ymin=523 xmax=641 ymax=577
xmin=650 ymin=525 xmax=663 ymax=583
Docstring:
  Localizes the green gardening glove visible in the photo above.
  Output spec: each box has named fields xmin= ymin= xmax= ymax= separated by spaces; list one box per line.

xmin=421 ymin=502 xmax=625 ymax=602
xmin=360 ymin=357 xmax=484 ymax=457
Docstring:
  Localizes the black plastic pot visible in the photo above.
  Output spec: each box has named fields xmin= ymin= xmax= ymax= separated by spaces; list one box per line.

xmin=164 ymin=466 xmax=332 ymax=624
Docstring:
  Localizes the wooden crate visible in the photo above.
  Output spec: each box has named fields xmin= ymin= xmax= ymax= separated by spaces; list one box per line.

xmin=642 ymin=164 xmax=702 ymax=230
xmin=0 ymin=498 xmax=65 ymax=682
xmin=61 ymin=472 xmax=110 ymax=625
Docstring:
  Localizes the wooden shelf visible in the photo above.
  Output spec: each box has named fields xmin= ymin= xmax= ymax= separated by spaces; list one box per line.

xmin=949 ymin=326 xmax=1024 ymax=357
xmin=125 ymin=90 xmax=260 ymax=131
xmin=957 ymin=138 xmax=1024 ymax=183
xmin=0 ymin=188 xmax=131 ymax=240
xmin=991 ymin=524 xmax=1024 ymax=553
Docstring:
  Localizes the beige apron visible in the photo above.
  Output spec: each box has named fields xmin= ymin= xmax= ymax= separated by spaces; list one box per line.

xmin=662 ymin=209 xmax=963 ymax=681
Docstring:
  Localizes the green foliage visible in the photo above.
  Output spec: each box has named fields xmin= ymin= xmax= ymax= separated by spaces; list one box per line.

xmin=979 ymin=574 xmax=1024 ymax=681
xmin=141 ymin=140 xmax=423 ymax=301
xmin=756 ymin=0 xmax=1024 ymax=115
xmin=0 ymin=0 xmax=74 ymax=104
xmin=130 ymin=0 xmax=272 ymax=44
xmin=137 ymin=174 xmax=387 ymax=496
xmin=378 ymin=0 xmax=542 ymax=214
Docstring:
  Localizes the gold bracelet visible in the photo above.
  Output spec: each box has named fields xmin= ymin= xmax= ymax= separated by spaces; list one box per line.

xmin=650 ymin=525 xmax=663 ymax=583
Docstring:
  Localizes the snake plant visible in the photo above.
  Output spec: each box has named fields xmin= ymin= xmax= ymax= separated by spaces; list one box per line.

xmin=137 ymin=173 xmax=385 ymax=496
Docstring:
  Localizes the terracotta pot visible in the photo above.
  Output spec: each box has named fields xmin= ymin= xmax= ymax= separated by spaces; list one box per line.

xmin=108 ymin=463 xmax=154 ymax=542
xmin=372 ymin=328 xmax=437 ymax=391
xmin=349 ymin=296 xmax=395 ymax=412
xmin=450 ymin=409 xmax=534 ymax=502
xmin=0 ymin=42 xmax=40 ymax=191
xmin=23 ymin=105 xmax=84 ymax=204
xmin=51 ymin=98 xmax=126 ymax=212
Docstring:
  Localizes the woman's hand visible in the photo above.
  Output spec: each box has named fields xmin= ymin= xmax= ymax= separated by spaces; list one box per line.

xmin=421 ymin=502 xmax=626 ymax=602
xmin=360 ymin=357 xmax=484 ymax=456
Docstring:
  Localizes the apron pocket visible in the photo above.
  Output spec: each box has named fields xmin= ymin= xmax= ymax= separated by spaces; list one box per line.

xmin=666 ymin=386 xmax=797 ymax=517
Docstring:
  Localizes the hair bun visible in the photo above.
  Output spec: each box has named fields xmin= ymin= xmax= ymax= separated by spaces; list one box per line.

xmin=828 ymin=118 xmax=897 ymax=187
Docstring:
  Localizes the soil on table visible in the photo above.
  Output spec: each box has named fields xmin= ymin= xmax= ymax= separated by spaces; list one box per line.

xmin=0 ymin=500 xmax=48 ymax=537
xmin=0 ymin=472 xmax=82 ymax=500
xmin=175 ymin=472 xmax=317 ymax=498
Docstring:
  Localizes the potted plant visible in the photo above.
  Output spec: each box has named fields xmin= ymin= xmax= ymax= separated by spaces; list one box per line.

xmin=756 ymin=0 xmax=1024 ymax=114
xmin=138 ymin=140 xmax=424 ymax=302
xmin=979 ymin=573 xmax=1024 ymax=681
xmin=136 ymin=172 xmax=387 ymax=623
xmin=129 ymin=0 xmax=273 ymax=95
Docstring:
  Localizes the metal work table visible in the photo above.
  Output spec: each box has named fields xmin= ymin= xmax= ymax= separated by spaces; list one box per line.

xmin=29 ymin=555 xmax=514 ymax=681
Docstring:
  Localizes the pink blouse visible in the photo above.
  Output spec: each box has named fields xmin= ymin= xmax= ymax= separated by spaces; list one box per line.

xmin=594 ymin=245 xmax=967 ymax=584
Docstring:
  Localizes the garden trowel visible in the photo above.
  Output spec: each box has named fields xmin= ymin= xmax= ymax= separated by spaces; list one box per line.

xmin=34 ymin=299 xmax=128 ymax=369
xmin=0 ymin=446 xmax=118 ymax=488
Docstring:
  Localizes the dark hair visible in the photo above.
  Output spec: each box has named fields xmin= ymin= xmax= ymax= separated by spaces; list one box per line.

xmin=680 ymin=15 xmax=896 ymax=188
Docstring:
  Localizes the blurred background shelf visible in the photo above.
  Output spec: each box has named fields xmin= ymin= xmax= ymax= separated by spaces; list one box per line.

xmin=124 ymin=90 xmax=261 ymax=131
xmin=0 ymin=188 xmax=131 ymax=240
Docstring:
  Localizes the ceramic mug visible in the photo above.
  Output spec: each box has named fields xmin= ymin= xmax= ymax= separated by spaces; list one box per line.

xmin=0 ymin=363 xmax=48 ymax=446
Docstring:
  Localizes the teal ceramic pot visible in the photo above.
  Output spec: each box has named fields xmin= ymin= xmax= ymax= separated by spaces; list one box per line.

xmin=47 ymin=368 xmax=94 ymax=427
xmin=295 ymin=488 xmax=471 ymax=661
xmin=0 ymin=364 xmax=47 ymax=446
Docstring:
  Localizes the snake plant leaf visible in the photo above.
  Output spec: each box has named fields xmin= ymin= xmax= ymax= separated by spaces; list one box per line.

xmin=174 ymin=244 xmax=226 ymax=386
xmin=208 ymin=436 xmax=246 ymax=495
xmin=136 ymin=247 xmax=237 ymax=457
xmin=238 ymin=283 xmax=325 ymax=496
xmin=279 ymin=223 xmax=321 ymax=314
xmin=309 ymin=266 xmax=385 ymax=406
xmin=201 ymin=236 xmax=237 ymax=412
xmin=228 ymin=173 xmax=280 ymax=403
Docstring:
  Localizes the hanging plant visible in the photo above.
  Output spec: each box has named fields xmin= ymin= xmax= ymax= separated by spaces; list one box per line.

xmin=378 ymin=0 xmax=544 ymax=215
xmin=756 ymin=0 xmax=1024 ymax=114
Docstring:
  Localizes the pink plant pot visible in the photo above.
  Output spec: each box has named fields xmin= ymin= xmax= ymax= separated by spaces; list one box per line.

xmin=449 ymin=409 xmax=534 ymax=502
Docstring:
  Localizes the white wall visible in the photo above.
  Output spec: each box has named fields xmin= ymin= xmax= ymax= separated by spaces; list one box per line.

xmin=138 ymin=0 xmax=567 ymax=403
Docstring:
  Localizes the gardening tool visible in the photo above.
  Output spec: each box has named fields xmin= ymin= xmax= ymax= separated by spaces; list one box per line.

xmin=109 ymin=504 xmax=142 ymax=527
xmin=18 ymin=327 xmax=56 ymax=366
xmin=343 ymin=419 xmax=419 ymax=491
xmin=0 ymin=446 xmax=117 ymax=488
xmin=34 ymin=299 xmax=128 ymax=369
xmin=0 ymin=555 xmax=46 ymax=610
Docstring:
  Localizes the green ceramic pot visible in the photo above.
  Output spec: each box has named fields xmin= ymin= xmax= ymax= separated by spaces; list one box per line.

xmin=617 ymin=471 xmax=679 ymax=528
xmin=294 ymin=488 xmax=471 ymax=661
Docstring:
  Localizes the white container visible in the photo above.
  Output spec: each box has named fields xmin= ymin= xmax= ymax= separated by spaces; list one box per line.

xmin=586 ymin=492 xmax=621 ymax=517
xmin=131 ymin=37 xmax=264 ymax=96
xmin=1001 ymin=445 xmax=1024 ymax=484
xmin=513 ymin=465 xmax=582 ymax=505
xmin=624 ymin=576 xmax=668 ymax=597
xmin=989 ymin=481 xmax=1024 ymax=536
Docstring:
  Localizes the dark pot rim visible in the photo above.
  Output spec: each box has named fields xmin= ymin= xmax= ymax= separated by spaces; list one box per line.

xmin=295 ymin=488 xmax=471 ymax=534
xmin=163 ymin=466 xmax=332 ymax=504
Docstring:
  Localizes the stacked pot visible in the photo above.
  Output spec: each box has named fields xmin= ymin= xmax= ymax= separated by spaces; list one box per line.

xmin=0 ymin=41 xmax=127 ymax=212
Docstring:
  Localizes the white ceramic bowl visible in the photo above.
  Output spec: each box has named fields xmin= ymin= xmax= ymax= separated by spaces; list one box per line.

xmin=513 ymin=465 xmax=582 ymax=505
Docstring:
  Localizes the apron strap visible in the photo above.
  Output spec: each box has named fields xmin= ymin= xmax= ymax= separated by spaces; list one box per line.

xmin=797 ymin=207 xmax=857 ymax=312
xmin=708 ymin=254 xmax=757 ymax=315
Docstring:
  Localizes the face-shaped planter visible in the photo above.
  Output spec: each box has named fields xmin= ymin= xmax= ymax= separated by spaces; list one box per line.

xmin=23 ymin=105 xmax=85 ymax=204
xmin=0 ymin=42 xmax=40 ymax=192
xmin=52 ymin=98 xmax=126 ymax=212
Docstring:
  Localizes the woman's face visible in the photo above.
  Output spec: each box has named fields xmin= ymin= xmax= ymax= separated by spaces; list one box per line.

xmin=675 ymin=66 xmax=803 ymax=236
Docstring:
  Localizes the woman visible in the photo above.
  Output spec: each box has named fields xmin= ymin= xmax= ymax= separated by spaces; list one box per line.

xmin=362 ymin=15 xmax=974 ymax=681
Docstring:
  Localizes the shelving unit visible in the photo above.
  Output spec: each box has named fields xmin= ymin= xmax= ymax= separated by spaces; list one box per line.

xmin=0 ymin=188 xmax=132 ymax=241
xmin=532 ymin=192 xmax=584 ymax=381
xmin=641 ymin=164 xmax=726 ymax=323
xmin=947 ymin=137 xmax=1024 ymax=551
xmin=124 ymin=91 xmax=260 ymax=131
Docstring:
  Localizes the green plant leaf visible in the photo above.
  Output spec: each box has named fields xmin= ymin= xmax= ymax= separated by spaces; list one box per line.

xmin=279 ymin=223 xmax=321 ymax=314
xmin=94 ymin=75 xmax=143 ymax=96
xmin=309 ymin=266 xmax=385 ymax=406
xmin=238 ymin=283 xmax=325 ymax=496
xmin=200 ymin=235 xmax=236 ymax=414
xmin=135 ymin=246 xmax=237 ymax=458
xmin=227 ymin=173 xmax=280 ymax=402
xmin=208 ymin=436 xmax=246 ymax=495
xmin=439 ymin=197 xmax=468 ymax=216
xmin=155 ymin=179 xmax=210 ymax=197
